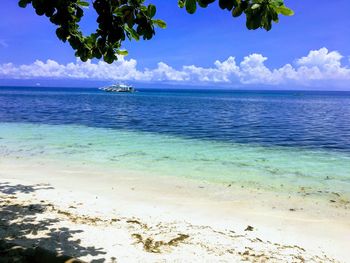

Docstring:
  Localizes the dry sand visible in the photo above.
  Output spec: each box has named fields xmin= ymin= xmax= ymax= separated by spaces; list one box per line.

xmin=0 ymin=159 xmax=349 ymax=262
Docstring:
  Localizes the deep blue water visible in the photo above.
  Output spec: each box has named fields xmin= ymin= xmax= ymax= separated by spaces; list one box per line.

xmin=1 ymin=86 xmax=350 ymax=152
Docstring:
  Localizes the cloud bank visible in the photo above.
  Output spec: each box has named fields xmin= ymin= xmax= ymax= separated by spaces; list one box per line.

xmin=1 ymin=48 xmax=350 ymax=88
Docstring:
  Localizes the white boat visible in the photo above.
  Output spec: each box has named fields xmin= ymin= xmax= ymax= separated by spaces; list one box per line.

xmin=99 ymin=84 xmax=135 ymax=93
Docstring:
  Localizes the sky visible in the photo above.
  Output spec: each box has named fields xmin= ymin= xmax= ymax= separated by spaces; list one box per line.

xmin=0 ymin=0 xmax=350 ymax=89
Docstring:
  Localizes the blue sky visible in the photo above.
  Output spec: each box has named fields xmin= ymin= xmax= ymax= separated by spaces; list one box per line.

xmin=1 ymin=0 xmax=350 ymax=89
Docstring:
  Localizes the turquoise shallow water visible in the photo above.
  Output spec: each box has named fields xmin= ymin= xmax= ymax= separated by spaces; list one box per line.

xmin=1 ymin=122 xmax=349 ymax=196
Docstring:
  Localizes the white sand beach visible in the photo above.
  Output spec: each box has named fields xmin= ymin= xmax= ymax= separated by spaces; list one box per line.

xmin=0 ymin=158 xmax=349 ymax=262
xmin=1 ymin=0 xmax=350 ymax=261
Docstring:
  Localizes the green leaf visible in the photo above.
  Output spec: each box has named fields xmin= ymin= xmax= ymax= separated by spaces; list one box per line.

xmin=219 ymin=0 xmax=234 ymax=10
xmin=275 ymin=6 xmax=294 ymax=16
xmin=270 ymin=0 xmax=284 ymax=7
xmin=153 ymin=19 xmax=167 ymax=29
xmin=18 ymin=0 xmax=28 ymax=8
xmin=104 ymin=48 xmax=117 ymax=64
xmin=197 ymin=0 xmax=208 ymax=8
xmin=116 ymin=50 xmax=128 ymax=56
xmin=77 ymin=1 xmax=89 ymax=7
xmin=148 ymin=4 xmax=156 ymax=18
xmin=246 ymin=14 xmax=261 ymax=30
xmin=251 ymin=4 xmax=260 ymax=10
xmin=232 ymin=6 xmax=243 ymax=17
xmin=186 ymin=0 xmax=197 ymax=14
xmin=124 ymin=25 xmax=140 ymax=40
xmin=178 ymin=0 xmax=185 ymax=8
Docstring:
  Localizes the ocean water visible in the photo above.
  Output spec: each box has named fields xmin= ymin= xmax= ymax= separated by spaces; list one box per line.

xmin=0 ymin=87 xmax=350 ymax=195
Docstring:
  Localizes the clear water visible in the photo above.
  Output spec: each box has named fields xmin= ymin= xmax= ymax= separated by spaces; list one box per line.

xmin=0 ymin=87 xmax=349 ymax=195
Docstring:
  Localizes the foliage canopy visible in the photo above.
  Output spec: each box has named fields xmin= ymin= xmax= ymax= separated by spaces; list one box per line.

xmin=18 ymin=0 xmax=293 ymax=63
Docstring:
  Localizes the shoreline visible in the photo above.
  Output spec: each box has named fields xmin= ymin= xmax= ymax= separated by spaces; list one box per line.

xmin=0 ymin=160 xmax=349 ymax=262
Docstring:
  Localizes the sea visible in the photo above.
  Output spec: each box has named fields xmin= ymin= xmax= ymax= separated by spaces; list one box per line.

xmin=0 ymin=86 xmax=349 ymax=196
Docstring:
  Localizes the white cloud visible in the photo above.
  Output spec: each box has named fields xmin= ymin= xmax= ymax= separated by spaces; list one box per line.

xmin=0 ymin=47 xmax=350 ymax=87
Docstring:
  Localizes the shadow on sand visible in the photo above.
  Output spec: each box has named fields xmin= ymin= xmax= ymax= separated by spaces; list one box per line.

xmin=0 ymin=182 xmax=110 ymax=263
